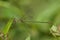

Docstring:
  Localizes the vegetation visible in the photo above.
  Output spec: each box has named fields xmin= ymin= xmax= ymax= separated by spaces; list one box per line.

xmin=0 ymin=0 xmax=60 ymax=40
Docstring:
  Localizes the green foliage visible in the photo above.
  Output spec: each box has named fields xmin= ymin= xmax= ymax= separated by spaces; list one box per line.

xmin=0 ymin=0 xmax=60 ymax=40
xmin=2 ymin=18 xmax=13 ymax=35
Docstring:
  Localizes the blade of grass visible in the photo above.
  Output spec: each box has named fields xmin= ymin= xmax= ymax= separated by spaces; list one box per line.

xmin=2 ymin=18 xmax=13 ymax=35
xmin=25 ymin=34 xmax=30 ymax=40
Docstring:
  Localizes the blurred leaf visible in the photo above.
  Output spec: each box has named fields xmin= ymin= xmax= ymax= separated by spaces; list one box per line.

xmin=0 ymin=1 xmax=23 ymax=18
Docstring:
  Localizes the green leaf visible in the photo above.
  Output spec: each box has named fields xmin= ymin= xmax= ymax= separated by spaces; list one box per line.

xmin=25 ymin=34 xmax=30 ymax=40
xmin=0 ymin=1 xmax=23 ymax=18
xmin=2 ymin=18 xmax=13 ymax=35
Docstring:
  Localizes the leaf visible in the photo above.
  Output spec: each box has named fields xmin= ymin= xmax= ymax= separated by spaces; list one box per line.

xmin=2 ymin=18 xmax=13 ymax=35
xmin=25 ymin=34 xmax=30 ymax=40
xmin=0 ymin=1 xmax=23 ymax=18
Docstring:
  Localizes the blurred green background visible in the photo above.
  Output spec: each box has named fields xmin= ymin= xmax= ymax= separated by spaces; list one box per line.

xmin=0 ymin=0 xmax=60 ymax=40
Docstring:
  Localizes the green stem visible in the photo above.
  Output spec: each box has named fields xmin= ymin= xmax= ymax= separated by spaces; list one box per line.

xmin=2 ymin=18 xmax=14 ymax=35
